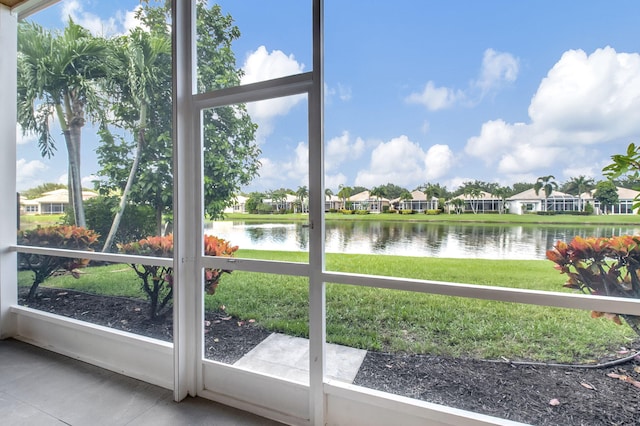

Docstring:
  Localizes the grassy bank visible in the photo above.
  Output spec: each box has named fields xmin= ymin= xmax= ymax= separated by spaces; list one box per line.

xmin=19 ymin=251 xmax=637 ymax=362
xmin=222 ymin=212 xmax=640 ymax=225
xmin=19 ymin=214 xmax=64 ymax=230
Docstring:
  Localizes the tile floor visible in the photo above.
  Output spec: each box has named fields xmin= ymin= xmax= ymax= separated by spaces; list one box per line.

xmin=0 ymin=339 xmax=283 ymax=425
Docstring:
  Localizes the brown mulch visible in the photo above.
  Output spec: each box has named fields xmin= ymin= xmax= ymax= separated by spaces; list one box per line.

xmin=19 ymin=287 xmax=640 ymax=425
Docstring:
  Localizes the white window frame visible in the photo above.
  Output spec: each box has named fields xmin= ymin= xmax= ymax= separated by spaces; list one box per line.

xmin=3 ymin=1 xmax=640 ymax=425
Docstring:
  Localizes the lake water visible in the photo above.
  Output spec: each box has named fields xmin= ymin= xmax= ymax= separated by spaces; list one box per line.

xmin=206 ymin=220 xmax=640 ymax=260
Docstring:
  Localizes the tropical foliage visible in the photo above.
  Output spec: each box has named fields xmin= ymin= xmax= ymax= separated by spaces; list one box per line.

xmin=17 ymin=19 xmax=109 ymax=227
xmin=547 ymin=235 xmax=640 ymax=335
xmin=534 ymin=175 xmax=558 ymax=211
xmin=18 ymin=226 xmax=99 ymax=300
xmin=603 ymin=142 xmax=640 ymax=209
xmin=118 ymin=234 xmax=238 ymax=320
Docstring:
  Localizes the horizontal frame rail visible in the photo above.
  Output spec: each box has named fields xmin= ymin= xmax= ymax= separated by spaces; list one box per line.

xmin=193 ymin=72 xmax=313 ymax=110
xmin=323 ymin=271 xmax=640 ymax=316
xmin=201 ymin=256 xmax=309 ymax=277
xmin=12 ymin=245 xmax=173 ymax=268
xmin=14 ymin=244 xmax=640 ymax=316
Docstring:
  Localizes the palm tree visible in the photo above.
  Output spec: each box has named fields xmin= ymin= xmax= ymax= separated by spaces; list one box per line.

xmin=101 ymin=29 xmax=171 ymax=252
xmin=295 ymin=185 xmax=308 ymax=213
xmin=490 ymin=186 xmax=510 ymax=214
xmin=17 ymin=19 xmax=109 ymax=227
xmin=534 ymin=175 xmax=558 ymax=212
xmin=564 ymin=175 xmax=595 ymax=211
xmin=337 ymin=185 xmax=352 ymax=210
xmin=463 ymin=187 xmax=483 ymax=214
xmin=370 ymin=186 xmax=385 ymax=212
xmin=270 ymin=189 xmax=288 ymax=212
xmin=449 ymin=198 xmax=465 ymax=214
xmin=324 ymin=188 xmax=334 ymax=211
xmin=399 ymin=190 xmax=413 ymax=211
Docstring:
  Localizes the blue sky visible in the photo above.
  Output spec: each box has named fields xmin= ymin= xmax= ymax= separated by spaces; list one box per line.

xmin=16 ymin=0 xmax=640 ymax=194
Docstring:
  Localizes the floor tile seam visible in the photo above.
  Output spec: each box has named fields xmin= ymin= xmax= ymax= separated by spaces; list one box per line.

xmin=1 ymin=390 xmax=72 ymax=425
xmin=122 ymin=392 xmax=174 ymax=426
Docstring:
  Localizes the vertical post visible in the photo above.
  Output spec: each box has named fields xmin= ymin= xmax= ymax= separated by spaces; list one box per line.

xmin=308 ymin=0 xmax=326 ymax=424
xmin=0 ymin=5 xmax=18 ymax=339
xmin=172 ymin=0 xmax=200 ymax=401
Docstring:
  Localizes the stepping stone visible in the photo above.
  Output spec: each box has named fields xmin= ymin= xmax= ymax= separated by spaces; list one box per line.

xmin=234 ymin=333 xmax=367 ymax=384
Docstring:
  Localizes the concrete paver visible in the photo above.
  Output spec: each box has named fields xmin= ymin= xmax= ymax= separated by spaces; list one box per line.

xmin=234 ymin=333 xmax=367 ymax=384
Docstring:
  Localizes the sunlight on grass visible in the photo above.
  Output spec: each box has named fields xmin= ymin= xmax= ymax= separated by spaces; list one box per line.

xmin=18 ymin=251 xmax=638 ymax=362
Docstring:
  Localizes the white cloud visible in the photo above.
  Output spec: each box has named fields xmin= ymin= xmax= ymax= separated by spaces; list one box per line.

xmin=16 ymin=159 xmax=47 ymax=190
xmin=82 ymin=174 xmax=98 ymax=189
xmin=406 ymin=48 xmax=518 ymax=111
xmin=474 ymin=48 xmax=519 ymax=94
xmin=325 ymin=82 xmax=352 ymax=104
xmin=445 ymin=176 xmax=472 ymax=191
xmin=254 ymin=142 xmax=309 ymax=189
xmin=465 ymin=46 xmax=640 ymax=177
xmin=325 ymin=131 xmax=365 ymax=171
xmin=405 ymin=81 xmax=463 ymax=111
xmin=121 ymin=6 xmax=145 ymax=33
xmin=355 ymin=135 xmax=426 ymax=187
xmin=282 ymin=142 xmax=309 ymax=183
xmin=241 ymin=46 xmax=306 ymax=140
xmin=529 ymin=46 xmax=640 ymax=141
xmin=424 ymin=144 xmax=455 ymax=180
xmin=337 ymin=83 xmax=352 ymax=101
xmin=325 ymin=173 xmax=347 ymax=192
xmin=16 ymin=123 xmax=37 ymax=145
xmin=61 ymin=0 xmax=142 ymax=36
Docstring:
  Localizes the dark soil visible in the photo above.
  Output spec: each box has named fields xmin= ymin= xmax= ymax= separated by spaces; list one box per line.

xmin=20 ymin=287 xmax=640 ymax=425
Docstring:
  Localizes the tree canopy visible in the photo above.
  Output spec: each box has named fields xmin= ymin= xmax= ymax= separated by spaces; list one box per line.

xmin=94 ymin=0 xmax=261 ymax=239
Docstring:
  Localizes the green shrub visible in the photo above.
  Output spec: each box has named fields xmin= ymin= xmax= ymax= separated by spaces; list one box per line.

xmin=356 ymin=209 xmax=369 ymax=215
xmin=118 ymin=234 xmax=238 ymax=321
xmin=425 ymin=209 xmax=440 ymax=215
xmin=584 ymin=202 xmax=594 ymax=214
xmin=341 ymin=209 xmax=355 ymax=215
xmin=63 ymin=196 xmax=155 ymax=247
xmin=547 ymin=236 xmax=640 ymax=335
xmin=256 ymin=203 xmax=273 ymax=214
xmin=401 ymin=209 xmax=414 ymax=215
xmin=536 ymin=211 xmax=556 ymax=216
xmin=387 ymin=209 xmax=398 ymax=214
xmin=328 ymin=208 xmax=338 ymax=213
xmin=18 ymin=225 xmax=99 ymax=300
xmin=382 ymin=205 xmax=390 ymax=213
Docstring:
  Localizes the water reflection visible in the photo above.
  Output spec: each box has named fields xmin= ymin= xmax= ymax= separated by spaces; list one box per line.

xmin=206 ymin=221 xmax=640 ymax=260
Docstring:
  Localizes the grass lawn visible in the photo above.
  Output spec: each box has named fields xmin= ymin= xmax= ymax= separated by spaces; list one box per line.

xmin=19 ymin=214 xmax=65 ymax=230
xmin=222 ymin=211 xmax=640 ymax=225
xmin=19 ymin=250 xmax=637 ymax=363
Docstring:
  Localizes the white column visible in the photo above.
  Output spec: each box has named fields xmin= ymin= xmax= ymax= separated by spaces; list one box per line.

xmin=0 ymin=5 xmax=18 ymax=339
xmin=308 ymin=0 xmax=326 ymax=424
xmin=172 ymin=0 xmax=200 ymax=401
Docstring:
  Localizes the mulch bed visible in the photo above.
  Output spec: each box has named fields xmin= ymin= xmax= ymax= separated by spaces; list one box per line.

xmin=19 ymin=287 xmax=640 ymax=425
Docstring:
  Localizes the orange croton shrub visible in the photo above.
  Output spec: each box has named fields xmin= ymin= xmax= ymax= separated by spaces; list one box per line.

xmin=547 ymin=235 xmax=640 ymax=334
xmin=18 ymin=225 xmax=99 ymax=301
xmin=118 ymin=234 xmax=238 ymax=320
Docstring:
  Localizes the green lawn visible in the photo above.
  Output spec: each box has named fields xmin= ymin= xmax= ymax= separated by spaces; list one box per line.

xmin=19 ymin=214 xmax=65 ymax=230
xmin=19 ymin=250 xmax=637 ymax=363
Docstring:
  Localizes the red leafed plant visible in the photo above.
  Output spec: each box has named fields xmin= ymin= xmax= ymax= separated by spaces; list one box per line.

xmin=118 ymin=234 xmax=238 ymax=321
xmin=18 ymin=225 xmax=99 ymax=301
xmin=546 ymin=235 xmax=640 ymax=335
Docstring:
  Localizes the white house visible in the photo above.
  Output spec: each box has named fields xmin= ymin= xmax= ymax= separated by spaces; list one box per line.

xmin=348 ymin=190 xmax=390 ymax=213
xmin=584 ymin=186 xmax=640 ymax=214
xmin=223 ymin=194 xmax=248 ymax=214
xmin=20 ymin=189 xmax=98 ymax=215
xmin=392 ymin=190 xmax=438 ymax=212
xmin=448 ymin=191 xmax=503 ymax=214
